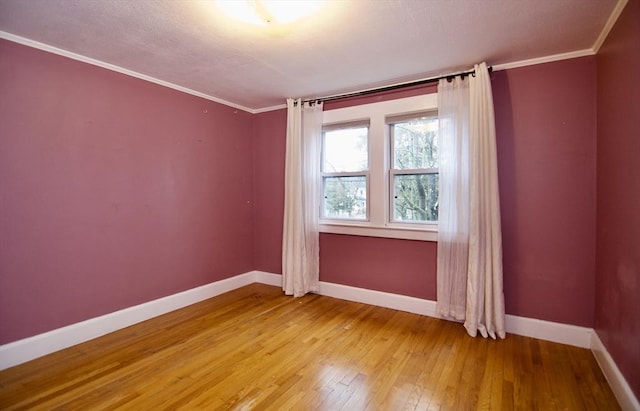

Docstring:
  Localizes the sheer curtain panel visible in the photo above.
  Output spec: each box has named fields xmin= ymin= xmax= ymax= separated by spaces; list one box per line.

xmin=282 ymin=98 xmax=323 ymax=297
xmin=436 ymin=76 xmax=470 ymax=321
xmin=436 ymin=63 xmax=506 ymax=339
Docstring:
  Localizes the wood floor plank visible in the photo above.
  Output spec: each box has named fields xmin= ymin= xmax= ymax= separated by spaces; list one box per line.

xmin=0 ymin=283 xmax=620 ymax=410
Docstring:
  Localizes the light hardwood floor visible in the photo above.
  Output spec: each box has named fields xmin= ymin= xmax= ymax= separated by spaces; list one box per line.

xmin=0 ymin=283 xmax=619 ymax=410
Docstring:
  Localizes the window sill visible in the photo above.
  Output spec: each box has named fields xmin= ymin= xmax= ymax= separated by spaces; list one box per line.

xmin=319 ymin=221 xmax=438 ymax=242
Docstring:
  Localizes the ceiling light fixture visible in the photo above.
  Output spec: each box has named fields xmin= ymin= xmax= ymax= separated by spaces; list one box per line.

xmin=216 ymin=0 xmax=325 ymax=26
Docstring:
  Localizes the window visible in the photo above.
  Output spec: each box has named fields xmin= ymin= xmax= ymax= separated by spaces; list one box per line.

xmin=389 ymin=113 xmax=439 ymax=223
xmin=320 ymin=94 xmax=439 ymax=241
xmin=321 ymin=121 xmax=369 ymax=220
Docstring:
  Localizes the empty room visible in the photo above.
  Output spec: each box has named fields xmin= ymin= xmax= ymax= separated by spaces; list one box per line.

xmin=0 ymin=0 xmax=638 ymax=409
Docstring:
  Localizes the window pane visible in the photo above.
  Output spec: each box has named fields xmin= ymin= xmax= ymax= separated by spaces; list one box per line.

xmin=322 ymin=127 xmax=368 ymax=172
xmin=323 ymin=176 xmax=367 ymax=220
xmin=392 ymin=117 xmax=438 ymax=169
xmin=393 ymin=173 xmax=438 ymax=222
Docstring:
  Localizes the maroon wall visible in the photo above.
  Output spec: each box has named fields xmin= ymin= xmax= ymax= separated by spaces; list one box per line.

xmin=253 ymin=109 xmax=287 ymax=274
xmin=0 ymin=34 xmax=606 ymax=348
xmin=252 ymin=59 xmax=598 ymax=326
xmin=320 ymin=234 xmax=437 ymax=300
xmin=0 ymin=40 xmax=255 ymax=344
xmin=595 ymin=0 xmax=640 ymax=398
xmin=493 ymin=57 xmax=597 ymax=327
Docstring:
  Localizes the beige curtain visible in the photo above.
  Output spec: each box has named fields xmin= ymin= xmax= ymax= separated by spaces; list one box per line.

xmin=465 ymin=63 xmax=505 ymax=338
xmin=282 ymin=98 xmax=324 ymax=297
xmin=436 ymin=63 xmax=505 ymax=339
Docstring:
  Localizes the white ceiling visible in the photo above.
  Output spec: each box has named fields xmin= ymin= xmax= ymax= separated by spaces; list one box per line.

xmin=0 ymin=0 xmax=620 ymax=112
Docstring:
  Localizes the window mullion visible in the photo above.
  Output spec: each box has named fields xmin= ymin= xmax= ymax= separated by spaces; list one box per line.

xmin=391 ymin=168 xmax=438 ymax=175
xmin=322 ymin=171 xmax=368 ymax=178
xmin=368 ymin=115 xmax=386 ymax=226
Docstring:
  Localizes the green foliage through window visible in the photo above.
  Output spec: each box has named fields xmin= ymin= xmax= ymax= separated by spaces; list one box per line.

xmin=391 ymin=117 xmax=439 ymax=222
xmin=323 ymin=176 xmax=367 ymax=219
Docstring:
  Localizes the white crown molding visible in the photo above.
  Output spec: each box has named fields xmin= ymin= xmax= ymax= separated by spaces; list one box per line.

xmin=3 ymin=13 xmax=628 ymax=116
xmin=255 ymin=48 xmax=598 ymax=114
xmin=591 ymin=331 xmax=640 ymax=411
xmin=492 ymin=49 xmax=596 ymax=72
xmin=0 ymin=30 xmax=609 ymax=115
xmin=0 ymin=31 xmax=257 ymax=114
xmin=593 ymin=0 xmax=629 ymax=53
xmin=253 ymin=103 xmax=287 ymax=113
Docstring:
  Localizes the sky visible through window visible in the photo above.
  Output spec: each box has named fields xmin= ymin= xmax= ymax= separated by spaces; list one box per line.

xmin=322 ymin=127 xmax=368 ymax=173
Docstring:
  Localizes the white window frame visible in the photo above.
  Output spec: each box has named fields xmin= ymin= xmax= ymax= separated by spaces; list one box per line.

xmin=388 ymin=111 xmax=439 ymax=225
xmin=320 ymin=94 xmax=438 ymax=242
xmin=321 ymin=121 xmax=371 ymax=221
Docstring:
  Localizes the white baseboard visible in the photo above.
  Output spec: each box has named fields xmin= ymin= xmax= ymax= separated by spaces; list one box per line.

xmin=3 ymin=268 xmax=637 ymax=410
xmin=591 ymin=332 xmax=640 ymax=411
xmin=317 ymin=280 xmax=439 ymax=318
xmin=504 ymin=314 xmax=594 ymax=348
xmin=255 ymin=271 xmax=283 ymax=287
xmin=0 ymin=271 xmax=258 ymax=370
xmin=253 ymin=272 xmax=594 ymax=348
xmin=259 ymin=272 xmax=637 ymax=407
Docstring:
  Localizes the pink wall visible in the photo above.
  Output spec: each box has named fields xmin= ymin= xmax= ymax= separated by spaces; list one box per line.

xmin=493 ymin=57 xmax=597 ymax=326
xmin=0 ymin=40 xmax=255 ymax=344
xmin=252 ymin=59 xmax=598 ymax=326
xmin=0 ymin=32 xmax=606 ymax=348
xmin=595 ymin=0 xmax=640 ymax=398
xmin=320 ymin=234 xmax=437 ymax=299
xmin=253 ymin=109 xmax=287 ymax=274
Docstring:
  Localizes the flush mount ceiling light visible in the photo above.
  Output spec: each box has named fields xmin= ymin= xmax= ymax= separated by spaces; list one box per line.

xmin=216 ymin=0 xmax=325 ymax=26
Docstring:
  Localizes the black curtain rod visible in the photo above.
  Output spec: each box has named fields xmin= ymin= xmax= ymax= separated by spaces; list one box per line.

xmin=302 ymin=66 xmax=492 ymax=105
